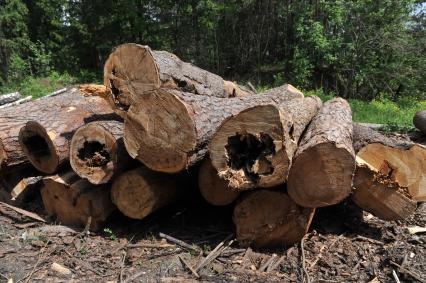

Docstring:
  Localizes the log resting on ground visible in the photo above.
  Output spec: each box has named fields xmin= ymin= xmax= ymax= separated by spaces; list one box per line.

xmin=41 ymin=171 xmax=115 ymax=231
xmin=209 ymin=96 xmax=322 ymax=189
xmin=287 ymin=98 xmax=356 ymax=208
xmin=124 ymin=84 xmax=303 ymax=173
xmin=0 ymin=92 xmax=21 ymax=106
xmin=353 ymin=124 xmax=426 ymax=202
xmin=233 ymin=190 xmax=315 ymax=248
xmin=103 ymin=43 xmax=254 ymax=115
xmin=111 ymin=167 xmax=185 ymax=219
xmin=18 ymin=87 xmax=118 ymax=174
xmin=413 ymin=110 xmax=426 ymax=135
xmin=198 ymin=158 xmax=240 ymax=206
xmin=70 ymin=120 xmax=132 ymax=185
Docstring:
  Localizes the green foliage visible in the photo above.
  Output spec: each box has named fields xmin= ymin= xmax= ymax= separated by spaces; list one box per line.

xmin=103 ymin=228 xmax=117 ymax=241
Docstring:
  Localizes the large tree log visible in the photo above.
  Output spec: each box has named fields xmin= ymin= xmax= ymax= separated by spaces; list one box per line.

xmin=352 ymin=124 xmax=426 ymax=202
xmin=124 ymin=84 xmax=303 ymax=173
xmin=198 ymin=158 xmax=240 ymax=206
xmin=111 ymin=167 xmax=184 ymax=219
xmin=18 ymin=88 xmax=117 ymax=174
xmin=209 ymin=96 xmax=322 ymax=189
xmin=0 ymin=92 xmax=21 ymax=105
xmin=233 ymin=190 xmax=315 ymax=248
xmin=41 ymin=171 xmax=116 ymax=231
xmin=103 ymin=43 xmax=254 ymax=116
xmin=70 ymin=120 xmax=133 ymax=185
xmin=287 ymin=98 xmax=355 ymax=208
xmin=413 ymin=110 xmax=426 ymax=135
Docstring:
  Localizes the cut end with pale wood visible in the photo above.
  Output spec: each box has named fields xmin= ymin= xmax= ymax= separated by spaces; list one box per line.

xmin=198 ymin=158 xmax=240 ymax=206
xmin=233 ymin=190 xmax=315 ymax=248
xmin=352 ymin=157 xmax=417 ymax=220
xmin=19 ymin=121 xmax=59 ymax=174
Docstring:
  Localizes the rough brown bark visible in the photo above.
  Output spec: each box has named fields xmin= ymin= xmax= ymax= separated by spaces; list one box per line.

xmin=70 ymin=120 xmax=132 ymax=185
xmin=287 ymin=98 xmax=356 ymax=208
xmin=233 ymin=190 xmax=315 ymax=248
xmin=41 ymin=171 xmax=116 ymax=231
xmin=18 ymin=87 xmax=118 ymax=174
xmin=353 ymin=124 xmax=426 ymax=201
xmin=352 ymin=157 xmax=416 ymax=220
xmin=413 ymin=110 xmax=426 ymax=135
xmin=198 ymin=158 xmax=240 ymax=206
xmin=209 ymin=96 xmax=322 ymax=189
xmin=111 ymin=167 xmax=184 ymax=219
xmin=124 ymin=84 xmax=303 ymax=173
xmin=103 ymin=43 xmax=254 ymax=116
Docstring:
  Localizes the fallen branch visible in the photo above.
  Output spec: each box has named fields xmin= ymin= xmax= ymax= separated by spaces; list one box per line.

xmin=178 ymin=255 xmax=200 ymax=278
xmin=0 ymin=201 xmax=46 ymax=222
xmin=159 ymin=233 xmax=202 ymax=254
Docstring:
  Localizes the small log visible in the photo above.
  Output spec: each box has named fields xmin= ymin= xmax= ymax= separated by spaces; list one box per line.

xmin=233 ymin=190 xmax=315 ymax=248
xmin=209 ymin=96 xmax=322 ymax=189
xmin=0 ymin=96 xmax=32 ymax=109
xmin=111 ymin=167 xmax=184 ymax=219
xmin=103 ymin=43 xmax=254 ymax=115
xmin=413 ymin=110 xmax=426 ymax=135
xmin=18 ymin=87 xmax=117 ymax=174
xmin=10 ymin=176 xmax=43 ymax=205
xmin=0 ymin=92 xmax=21 ymax=105
xmin=353 ymin=124 xmax=426 ymax=201
xmin=198 ymin=158 xmax=240 ymax=206
xmin=70 ymin=120 xmax=132 ymax=184
xmin=41 ymin=171 xmax=115 ymax=231
xmin=287 ymin=98 xmax=355 ymax=208
xmin=124 ymin=84 xmax=303 ymax=173
xmin=352 ymin=156 xmax=416 ymax=220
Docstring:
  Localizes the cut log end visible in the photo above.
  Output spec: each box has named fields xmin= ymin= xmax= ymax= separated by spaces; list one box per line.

xmin=198 ymin=158 xmax=240 ymax=206
xmin=413 ymin=110 xmax=426 ymax=134
xmin=233 ymin=190 xmax=315 ymax=248
xmin=124 ymin=89 xmax=196 ymax=173
xmin=70 ymin=123 xmax=119 ymax=184
xmin=19 ymin=121 xmax=58 ymax=174
xmin=210 ymin=105 xmax=289 ymax=189
xmin=288 ymin=142 xmax=355 ymax=208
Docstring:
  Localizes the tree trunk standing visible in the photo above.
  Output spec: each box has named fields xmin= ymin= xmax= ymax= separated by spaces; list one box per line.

xmin=124 ymin=84 xmax=303 ymax=173
xmin=209 ymin=96 xmax=321 ymax=190
xmin=352 ymin=124 xmax=426 ymax=201
xmin=18 ymin=87 xmax=117 ymax=174
xmin=70 ymin=120 xmax=133 ymax=185
xmin=41 ymin=171 xmax=116 ymax=231
xmin=198 ymin=158 xmax=240 ymax=206
xmin=287 ymin=98 xmax=355 ymax=208
xmin=233 ymin=190 xmax=315 ymax=248
xmin=103 ymin=44 xmax=254 ymax=116
xmin=111 ymin=167 xmax=185 ymax=220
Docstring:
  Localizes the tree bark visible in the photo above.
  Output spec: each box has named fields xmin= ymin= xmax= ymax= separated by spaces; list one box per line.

xmin=124 ymin=84 xmax=303 ymax=173
xmin=18 ymin=87 xmax=118 ymax=174
xmin=70 ymin=120 xmax=133 ymax=185
xmin=233 ymin=190 xmax=315 ymax=248
xmin=198 ymin=158 xmax=240 ymax=206
xmin=352 ymin=124 xmax=426 ymax=201
xmin=287 ymin=98 xmax=356 ymax=208
xmin=103 ymin=43 xmax=254 ymax=116
xmin=111 ymin=167 xmax=185 ymax=219
xmin=209 ymin=96 xmax=322 ymax=189
xmin=0 ymin=92 xmax=22 ymax=106
xmin=413 ymin=110 xmax=426 ymax=135
xmin=41 ymin=171 xmax=116 ymax=231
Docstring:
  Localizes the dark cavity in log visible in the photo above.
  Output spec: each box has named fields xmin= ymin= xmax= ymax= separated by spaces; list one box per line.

xmin=22 ymin=135 xmax=51 ymax=160
xmin=77 ymin=141 xmax=110 ymax=167
xmin=225 ymin=133 xmax=275 ymax=181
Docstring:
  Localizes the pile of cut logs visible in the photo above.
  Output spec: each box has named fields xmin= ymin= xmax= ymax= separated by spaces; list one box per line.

xmin=0 ymin=43 xmax=425 ymax=247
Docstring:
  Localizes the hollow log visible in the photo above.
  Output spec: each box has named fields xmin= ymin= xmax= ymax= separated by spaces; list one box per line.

xmin=0 ymin=92 xmax=21 ymax=105
xmin=287 ymin=98 xmax=355 ymax=208
xmin=41 ymin=171 xmax=116 ymax=231
xmin=413 ymin=110 xmax=426 ymax=135
xmin=209 ymin=96 xmax=322 ymax=189
xmin=111 ymin=167 xmax=184 ymax=219
xmin=233 ymin=190 xmax=315 ymax=248
xmin=353 ymin=124 xmax=426 ymax=201
xmin=198 ymin=158 xmax=240 ymax=206
xmin=70 ymin=120 xmax=132 ymax=185
xmin=352 ymin=156 xmax=416 ymax=220
xmin=18 ymin=87 xmax=117 ymax=174
xmin=124 ymin=84 xmax=303 ymax=173
xmin=103 ymin=43 xmax=254 ymax=116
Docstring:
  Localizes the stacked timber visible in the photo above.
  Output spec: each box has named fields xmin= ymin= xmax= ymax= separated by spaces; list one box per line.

xmin=0 ymin=43 xmax=424 ymax=248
